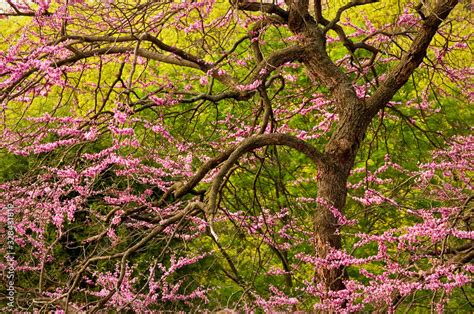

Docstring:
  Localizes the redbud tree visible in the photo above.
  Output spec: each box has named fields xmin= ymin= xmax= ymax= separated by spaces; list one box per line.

xmin=0 ymin=0 xmax=472 ymax=312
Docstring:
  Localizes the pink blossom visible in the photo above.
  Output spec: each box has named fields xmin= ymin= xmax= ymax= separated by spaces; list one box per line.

xmin=199 ymin=75 xmax=209 ymax=85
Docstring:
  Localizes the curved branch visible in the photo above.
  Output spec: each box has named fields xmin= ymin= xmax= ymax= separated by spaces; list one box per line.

xmin=234 ymin=0 xmax=289 ymax=21
xmin=250 ymin=45 xmax=305 ymax=82
xmin=323 ymin=0 xmax=379 ymax=33
xmin=173 ymin=147 xmax=238 ymax=200
xmin=141 ymin=33 xmax=210 ymax=70
xmin=207 ymin=133 xmax=329 ymax=216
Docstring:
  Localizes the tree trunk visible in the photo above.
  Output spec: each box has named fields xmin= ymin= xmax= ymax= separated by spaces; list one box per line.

xmin=313 ymin=105 xmax=371 ymax=290
xmin=315 ymin=164 xmax=348 ymax=291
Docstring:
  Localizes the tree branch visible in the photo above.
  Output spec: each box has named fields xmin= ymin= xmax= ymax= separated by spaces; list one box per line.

xmin=367 ymin=0 xmax=459 ymax=115
xmin=323 ymin=0 xmax=379 ymax=33
xmin=207 ymin=133 xmax=329 ymax=217
xmin=250 ymin=45 xmax=305 ymax=82
xmin=234 ymin=0 xmax=289 ymax=21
